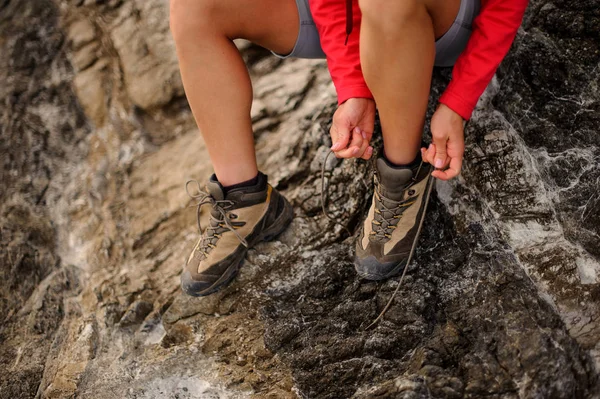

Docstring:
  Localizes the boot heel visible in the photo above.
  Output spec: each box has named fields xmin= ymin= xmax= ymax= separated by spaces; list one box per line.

xmin=262 ymin=197 xmax=293 ymax=242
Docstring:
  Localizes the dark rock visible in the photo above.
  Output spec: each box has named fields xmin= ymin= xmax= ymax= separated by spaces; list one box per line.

xmin=1 ymin=0 xmax=599 ymax=397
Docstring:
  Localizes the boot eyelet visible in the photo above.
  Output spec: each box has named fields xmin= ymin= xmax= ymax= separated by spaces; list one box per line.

xmin=229 ymin=214 xmax=238 ymax=219
xmin=408 ymin=189 xmax=416 ymax=196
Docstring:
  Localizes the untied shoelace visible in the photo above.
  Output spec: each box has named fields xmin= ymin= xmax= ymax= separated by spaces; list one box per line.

xmin=320 ymin=149 xmax=436 ymax=330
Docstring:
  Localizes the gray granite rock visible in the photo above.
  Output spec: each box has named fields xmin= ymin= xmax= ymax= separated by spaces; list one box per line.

xmin=1 ymin=0 xmax=599 ymax=398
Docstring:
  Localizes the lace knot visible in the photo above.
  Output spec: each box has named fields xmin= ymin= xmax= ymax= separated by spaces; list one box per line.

xmin=185 ymin=180 xmax=249 ymax=253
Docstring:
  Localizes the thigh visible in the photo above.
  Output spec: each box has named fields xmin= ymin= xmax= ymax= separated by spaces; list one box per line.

xmin=424 ymin=0 xmax=462 ymax=39
xmin=214 ymin=0 xmax=301 ymax=56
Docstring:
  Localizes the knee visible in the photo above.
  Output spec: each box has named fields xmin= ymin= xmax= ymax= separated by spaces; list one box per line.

xmin=359 ymin=0 xmax=424 ymax=30
xmin=169 ymin=0 xmax=221 ymax=43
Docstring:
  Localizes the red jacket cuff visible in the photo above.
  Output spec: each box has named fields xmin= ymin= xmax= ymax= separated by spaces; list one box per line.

xmin=337 ymin=85 xmax=374 ymax=105
xmin=439 ymin=82 xmax=477 ymax=120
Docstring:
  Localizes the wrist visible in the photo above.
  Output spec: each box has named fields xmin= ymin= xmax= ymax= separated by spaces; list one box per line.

xmin=344 ymin=97 xmax=374 ymax=103
xmin=340 ymin=97 xmax=374 ymax=106
xmin=438 ymin=103 xmax=464 ymax=123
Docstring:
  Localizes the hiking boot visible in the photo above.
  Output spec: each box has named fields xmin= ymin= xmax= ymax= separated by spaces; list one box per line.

xmin=181 ymin=172 xmax=293 ymax=297
xmin=355 ymin=156 xmax=433 ymax=280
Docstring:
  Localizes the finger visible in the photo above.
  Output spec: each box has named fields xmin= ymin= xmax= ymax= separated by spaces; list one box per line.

xmin=336 ymin=127 xmax=362 ymax=158
xmin=360 ymin=128 xmax=374 ymax=160
xmin=432 ymin=156 xmax=463 ymax=180
xmin=421 ymin=146 xmax=432 ymax=165
xmin=361 ymin=127 xmax=374 ymax=143
xmin=330 ymin=125 xmax=351 ymax=152
xmin=441 ymin=156 xmax=451 ymax=170
xmin=336 ymin=127 xmax=363 ymax=158
xmin=446 ymin=134 xmax=465 ymax=163
xmin=424 ymin=143 xmax=436 ymax=165
xmin=431 ymin=131 xmax=448 ymax=169
xmin=353 ymin=128 xmax=370 ymax=159
xmin=355 ymin=135 xmax=370 ymax=159
xmin=421 ymin=148 xmax=430 ymax=165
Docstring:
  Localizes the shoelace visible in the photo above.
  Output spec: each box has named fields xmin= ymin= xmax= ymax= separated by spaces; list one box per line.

xmin=366 ymin=174 xmax=435 ymax=329
xmin=185 ymin=180 xmax=248 ymax=256
xmin=370 ymin=161 xmax=425 ymax=241
xmin=319 ymin=149 xmax=435 ymax=330
xmin=370 ymin=189 xmax=418 ymax=241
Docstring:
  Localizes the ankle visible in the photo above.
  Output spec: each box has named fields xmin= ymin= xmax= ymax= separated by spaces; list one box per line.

xmin=382 ymin=148 xmax=421 ymax=169
xmin=218 ymin=172 xmax=266 ymax=195
xmin=215 ymin=167 xmax=259 ymax=187
xmin=222 ymin=174 xmax=258 ymax=193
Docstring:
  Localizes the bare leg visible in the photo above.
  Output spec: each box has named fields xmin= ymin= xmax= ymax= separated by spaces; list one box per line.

xmin=359 ymin=0 xmax=460 ymax=165
xmin=170 ymin=0 xmax=299 ymax=186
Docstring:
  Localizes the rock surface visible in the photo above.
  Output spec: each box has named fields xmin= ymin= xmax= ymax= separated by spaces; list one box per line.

xmin=1 ymin=0 xmax=599 ymax=398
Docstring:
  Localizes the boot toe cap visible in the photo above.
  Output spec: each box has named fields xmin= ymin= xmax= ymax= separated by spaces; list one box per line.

xmin=180 ymin=270 xmax=217 ymax=297
xmin=354 ymin=255 xmax=406 ymax=281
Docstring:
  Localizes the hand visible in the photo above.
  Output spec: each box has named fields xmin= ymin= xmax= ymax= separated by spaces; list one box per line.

xmin=330 ymin=98 xmax=375 ymax=160
xmin=421 ymin=104 xmax=465 ymax=180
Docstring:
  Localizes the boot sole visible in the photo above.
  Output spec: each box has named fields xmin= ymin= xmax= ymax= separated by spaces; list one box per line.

xmin=354 ymin=257 xmax=408 ymax=281
xmin=181 ymin=197 xmax=294 ymax=297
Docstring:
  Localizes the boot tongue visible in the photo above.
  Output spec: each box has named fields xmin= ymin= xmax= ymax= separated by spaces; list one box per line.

xmin=376 ymin=158 xmax=414 ymax=201
xmin=206 ymin=176 xmax=225 ymax=201
xmin=205 ymin=176 xmax=226 ymax=223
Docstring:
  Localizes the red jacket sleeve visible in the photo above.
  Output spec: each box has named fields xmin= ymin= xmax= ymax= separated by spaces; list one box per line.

xmin=439 ymin=0 xmax=529 ymax=120
xmin=310 ymin=0 xmax=373 ymax=105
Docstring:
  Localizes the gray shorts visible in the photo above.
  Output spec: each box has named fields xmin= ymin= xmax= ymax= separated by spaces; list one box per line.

xmin=275 ymin=0 xmax=481 ymax=67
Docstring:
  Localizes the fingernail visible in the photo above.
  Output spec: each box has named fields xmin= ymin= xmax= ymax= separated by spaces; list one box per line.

xmin=352 ymin=147 xmax=360 ymax=156
xmin=428 ymin=144 xmax=432 ymax=151
xmin=435 ymin=159 xmax=443 ymax=168
xmin=367 ymin=146 xmax=373 ymax=154
xmin=331 ymin=142 xmax=341 ymax=151
xmin=361 ymin=130 xmax=367 ymax=139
